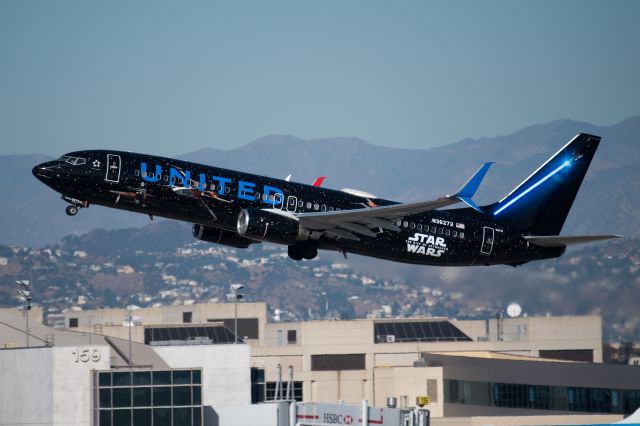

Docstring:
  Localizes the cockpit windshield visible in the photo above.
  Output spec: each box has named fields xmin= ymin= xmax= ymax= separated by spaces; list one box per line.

xmin=57 ymin=156 xmax=87 ymax=166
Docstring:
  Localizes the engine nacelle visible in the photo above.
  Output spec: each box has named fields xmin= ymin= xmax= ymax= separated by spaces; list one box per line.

xmin=192 ymin=224 xmax=255 ymax=249
xmin=237 ymin=209 xmax=309 ymax=245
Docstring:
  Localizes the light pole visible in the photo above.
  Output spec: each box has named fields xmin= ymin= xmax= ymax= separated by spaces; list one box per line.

xmin=125 ymin=305 xmax=140 ymax=367
xmin=227 ymin=284 xmax=244 ymax=344
xmin=16 ymin=280 xmax=32 ymax=348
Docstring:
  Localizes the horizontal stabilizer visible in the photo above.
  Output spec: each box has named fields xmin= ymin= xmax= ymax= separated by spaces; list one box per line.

xmin=524 ymin=235 xmax=623 ymax=248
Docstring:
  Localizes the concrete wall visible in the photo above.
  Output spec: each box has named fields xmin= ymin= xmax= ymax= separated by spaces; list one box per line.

xmin=51 ymin=346 xmax=110 ymax=425
xmin=0 ymin=345 xmax=110 ymax=426
xmin=452 ymin=316 xmax=603 ymax=362
xmin=154 ymin=344 xmax=251 ymax=407
xmin=213 ymin=402 xmax=289 ymax=426
xmin=374 ymin=366 xmax=444 ymax=417
xmin=0 ymin=347 xmax=54 ymax=425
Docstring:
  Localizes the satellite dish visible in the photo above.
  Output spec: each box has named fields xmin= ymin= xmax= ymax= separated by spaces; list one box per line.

xmin=507 ymin=303 xmax=522 ymax=318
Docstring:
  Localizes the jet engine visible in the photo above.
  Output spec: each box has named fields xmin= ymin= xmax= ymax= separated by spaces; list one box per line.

xmin=192 ymin=224 xmax=255 ymax=249
xmin=237 ymin=209 xmax=309 ymax=244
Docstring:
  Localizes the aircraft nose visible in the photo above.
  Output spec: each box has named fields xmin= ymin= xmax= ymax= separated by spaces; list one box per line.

xmin=32 ymin=161 xmax=58 ymax=181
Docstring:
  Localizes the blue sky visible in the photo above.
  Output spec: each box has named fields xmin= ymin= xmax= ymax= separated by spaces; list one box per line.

xmin=1 ymin=1 xmax=639 ymax=156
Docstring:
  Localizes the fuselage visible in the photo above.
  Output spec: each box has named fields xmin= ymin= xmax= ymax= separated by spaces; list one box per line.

xmin=32 ymin=150 xmax=564 ymax=266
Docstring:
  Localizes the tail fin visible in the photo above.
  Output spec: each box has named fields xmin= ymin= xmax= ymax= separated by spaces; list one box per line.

xmin=486 ymin=133 xmax=600 ymax=235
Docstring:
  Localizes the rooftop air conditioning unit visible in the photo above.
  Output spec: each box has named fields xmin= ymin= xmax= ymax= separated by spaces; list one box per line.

xmin=386 ymin=335 xmax=396 ymax=343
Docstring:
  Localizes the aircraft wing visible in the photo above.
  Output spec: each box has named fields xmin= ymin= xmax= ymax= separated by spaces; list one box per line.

xmin=524 ymin=235 xmax=623 ymax=248
xmin=294 ymin=162 xmax=493 ymax=241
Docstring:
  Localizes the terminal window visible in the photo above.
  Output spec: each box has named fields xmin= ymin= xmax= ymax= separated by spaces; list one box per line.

xmin=94 ymin=369 xmax=203 ymax=426
xmin=445 ymin=379 xmax=640 ymax=415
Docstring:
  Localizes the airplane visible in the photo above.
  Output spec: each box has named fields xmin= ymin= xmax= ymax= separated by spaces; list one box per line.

xmin=32 ymin=134 xmax=620 ymax=266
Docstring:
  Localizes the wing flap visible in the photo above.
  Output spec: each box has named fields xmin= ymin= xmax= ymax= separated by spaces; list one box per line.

xmin=524 ymin=235 xmax=623 ymax=248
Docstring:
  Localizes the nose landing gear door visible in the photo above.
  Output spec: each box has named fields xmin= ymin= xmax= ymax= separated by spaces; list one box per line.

xmin=105 ymin=154 xmax=121 ymax=183
xmin=480 ymin=226 xmax=495 ymax=255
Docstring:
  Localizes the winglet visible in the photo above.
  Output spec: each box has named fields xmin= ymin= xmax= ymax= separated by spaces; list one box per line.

xmin=449 ymin=162 xmax=493 ymax=212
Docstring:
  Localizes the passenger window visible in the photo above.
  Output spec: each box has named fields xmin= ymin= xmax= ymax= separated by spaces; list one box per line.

xmin=298 ymin=200 xmax=304 ymax=207
xmin=453 ymin=231 xmax=457 ymax=237
xmin=460 ymin=232 xmax=465 ymax=239
xmin=313 ymin=203 xmax=319 ymax=211
xmin=321 ymin=204 xmax=327 ymax=212
xmin=445 ymin=229 xmax=450 ymax=236
xmin=403 ymin=221 xmax=408 ymax=228
xmin=163 ymin=175 xmax=168 ymax=182
xmin=170 ymin=177 xmax=175 ymax=184
xmin=306 ymin=202 xmax=312 ymax=209
xmin=410 ymin=222 xmax=416 ymax=229
xmin=417 ymin=224 xmax=422 ymax=231
xmin=431 ymin=226 xmax=437 ymax=233
xmin=269 ymin=195 xmax=275 ymax=202
xmin=438 ymin=227 xmax=443 ymax=234
xmin=148 ymin=172 xmax=155 ymax=179
xmin=255 ymin=193 xmax=261 ymax=200
xmin=329 ymin=206 xmax=334 ymax=212
xmin=225 ymin=187 xmax=230 ymax=194
xmin=135 ymin=170 xmax=140 ymax=177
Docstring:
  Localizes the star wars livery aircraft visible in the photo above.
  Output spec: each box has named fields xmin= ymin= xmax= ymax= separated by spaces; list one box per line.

xmin=33 ymin=134 xmax=620 ymax=266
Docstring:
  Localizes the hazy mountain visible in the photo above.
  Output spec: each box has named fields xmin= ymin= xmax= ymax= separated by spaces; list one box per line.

xmin=3 ymin=116 xmax=639 ymax=246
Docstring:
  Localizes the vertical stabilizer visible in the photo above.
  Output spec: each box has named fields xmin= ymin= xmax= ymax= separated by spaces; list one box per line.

xmin=487 ymin=133 xmax=600 ymax=235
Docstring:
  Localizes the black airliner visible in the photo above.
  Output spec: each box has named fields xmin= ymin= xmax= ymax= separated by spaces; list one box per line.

xmin=32 ymin=134 xmax=620 ymax=266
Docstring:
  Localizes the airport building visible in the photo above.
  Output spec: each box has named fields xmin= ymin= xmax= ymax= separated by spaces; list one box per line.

xmin=0 ymin=307 xmax=250 ymax=426
xmin=2 ymin=302 xmax=639 ymax=425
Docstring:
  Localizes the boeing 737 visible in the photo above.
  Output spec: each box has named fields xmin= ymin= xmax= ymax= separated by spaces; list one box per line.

xmin=32 ymin=134 xmax=620 ymax=266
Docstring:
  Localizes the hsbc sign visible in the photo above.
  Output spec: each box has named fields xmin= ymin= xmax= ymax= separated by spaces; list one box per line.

xmin=296 ymin=402 xmax=386 ymax=426
xmin=323 ymin=413 xmax=354 ymax=424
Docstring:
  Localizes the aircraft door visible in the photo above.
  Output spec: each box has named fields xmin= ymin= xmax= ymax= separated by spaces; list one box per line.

xmin=286 ymin=196 xmax=298 ymax=212
xmin=105 ymin=154 xmax=121 ymax=183
xmin=480 ymin=226 xmax=495 ymax=255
